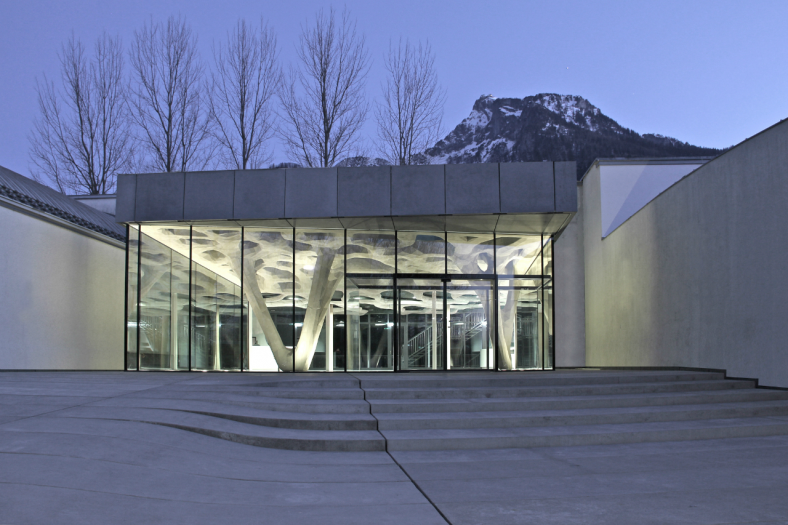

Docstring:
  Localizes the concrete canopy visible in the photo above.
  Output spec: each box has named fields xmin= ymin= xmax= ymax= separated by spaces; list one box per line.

xmin=116 ymin=162 xmax=577 ymax=235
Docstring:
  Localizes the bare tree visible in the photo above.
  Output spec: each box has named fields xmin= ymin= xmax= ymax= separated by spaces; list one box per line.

xmin=376 ymin=39 xmax=446 ymax=166
xmin=279 ymin=7 xmax=370 ymax=168
xmin=29 ymin=33 xmax=134 ymax=194
xmin=129 ymin=16 xmax=212 ymax=173
xmin=210 ymin=18 xmax=281 ymax=170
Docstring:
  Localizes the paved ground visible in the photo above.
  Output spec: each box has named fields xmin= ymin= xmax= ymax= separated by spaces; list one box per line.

xmin=1 ymin=372 xmax=788 ymax=524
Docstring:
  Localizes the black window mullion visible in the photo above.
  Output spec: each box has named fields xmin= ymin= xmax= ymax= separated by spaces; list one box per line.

xmin=240 ymin=227 xmax=245 ymax=373
xmin=136 ymin=225 xmax=142 ymax=371
xmin=123 ymin=225 xmax=129 ymax=371
xmin=188 ymin=226 xmax=192 ymax=372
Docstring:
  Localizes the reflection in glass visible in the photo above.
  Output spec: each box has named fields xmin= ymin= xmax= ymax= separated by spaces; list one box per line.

xmin=495 ymin=234 xmax=543 ymax=275
xmin=346 ymin=231 xmax=396 ymax=274
xmin=126 ymin=226 xmax=139 ymax=370
xmin=397 ymin=232 xmax=445 ymax=274
xmin=347 ymin=276 xmax=394 ymax=371
xmin=447 ymin=233 xmax=494 ymax=275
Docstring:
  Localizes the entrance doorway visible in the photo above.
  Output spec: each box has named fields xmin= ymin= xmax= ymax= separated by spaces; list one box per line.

xmin=397 ymin=276 xmax=495 ymax=371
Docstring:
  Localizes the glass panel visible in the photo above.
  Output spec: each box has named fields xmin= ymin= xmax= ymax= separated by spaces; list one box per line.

xmin=191 ymin=261 xmax=216 ymax=370
xmin=241 ymin=228 xmax=294 ymax=372
xmin=498 ymin=278 xmax=542 ymax=370
xmin=446 ymin=279 xmax=493 ymax=369
xmin=495 ymin=234 xmax=543 ymax=275
xmin=447 ymin=233 xmax=494 ymax=275
xmin=138 ymin=226 xmax=189 ymax=370
xmin=346 ymin=231 xmax=396 ymax=274
xmin=188 ymin=227 xmax=242 ymax=371
xmin=126 ymin=226 xmax=139 ymax=370
xmin=346 ymin=276 xmax=394 ymax=371
xmin=542 ymin=238 xmax=554 ymax=370
xmin=398 ymin=278 xmax=445 ymax=370
xmin=294 ymin=229 xmax=344 ymax=372
xmin=397 ymin=231 xmax=445 ymax=274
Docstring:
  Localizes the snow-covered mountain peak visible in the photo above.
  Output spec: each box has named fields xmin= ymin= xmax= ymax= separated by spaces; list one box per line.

xmin=423 ymin=93 xmax=722 ymax=177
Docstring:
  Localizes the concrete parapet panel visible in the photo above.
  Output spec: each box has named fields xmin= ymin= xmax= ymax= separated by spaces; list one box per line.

xmin=183 ymin=171 xmax=235 ymax=220
xmin=285 ymin=168 xmax=338 ymax=218
xmin=134 ymin=172 xmax=184 ymax=222
xmin=554 ymin=161 xmax=578 ymax=212
xmin=500 ymin=162 xmax=555 ymax=213
xmin=115 ymin=174 xmax=136 ymax=223
xmin=445 ymin=163 xmax=500 ymax=215
xmin=233 ymin=169 xmax=285 ymax=219
xmin=338 ymin=166 xmax=391 ymax=217
xmin=391 ymin=165 xmax=445 ymax=216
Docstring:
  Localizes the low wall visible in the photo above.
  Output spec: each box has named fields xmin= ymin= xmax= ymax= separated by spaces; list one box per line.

xmin=582 ymin=119 xmax=788 ymax=387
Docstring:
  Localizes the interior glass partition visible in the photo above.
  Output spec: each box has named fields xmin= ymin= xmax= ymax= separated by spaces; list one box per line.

xmin=125 ymin=225 xmax=557 ymax=372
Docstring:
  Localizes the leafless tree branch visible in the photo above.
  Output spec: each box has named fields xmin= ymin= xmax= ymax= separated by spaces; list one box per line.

xmin=129 ymin=16 xmax=213 ymax=173
xmin=375 ymin=39 xmax=446 ymax=165
xmin=28 ymin=33 xmax=135 ymax=194
xmin=210 ymin=18 xmax=281 ymax=170
xmin=278 ymin=7 xmax=371 ymax=168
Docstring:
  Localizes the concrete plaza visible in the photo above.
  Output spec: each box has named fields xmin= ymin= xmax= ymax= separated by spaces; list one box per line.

xmin=1 ymin=372 xmax=788 ymax=524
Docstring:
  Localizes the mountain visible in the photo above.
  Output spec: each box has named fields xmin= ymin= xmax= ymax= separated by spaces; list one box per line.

xmin=423 ymin=94 xmax=723 ymax=178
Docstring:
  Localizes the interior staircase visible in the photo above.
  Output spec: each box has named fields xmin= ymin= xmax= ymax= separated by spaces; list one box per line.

xmin=92 ymin=369 xmax=788 ymax=452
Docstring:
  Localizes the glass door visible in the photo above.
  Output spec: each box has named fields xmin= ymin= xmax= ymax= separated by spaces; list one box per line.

xmin=396 ymin=276 xmax=494 ymax=371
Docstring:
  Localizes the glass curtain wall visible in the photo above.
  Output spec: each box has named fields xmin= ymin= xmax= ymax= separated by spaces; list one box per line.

xmin=126 ymin=226 xmax=554 ymax=372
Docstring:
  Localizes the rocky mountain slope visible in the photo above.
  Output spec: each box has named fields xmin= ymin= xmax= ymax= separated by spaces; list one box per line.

xmin=422 ymin=94 xmax=723 ymax=178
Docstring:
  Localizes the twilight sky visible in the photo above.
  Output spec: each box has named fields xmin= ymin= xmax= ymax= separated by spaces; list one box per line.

xmin=1 ymin=0 xmax=786 ymax=177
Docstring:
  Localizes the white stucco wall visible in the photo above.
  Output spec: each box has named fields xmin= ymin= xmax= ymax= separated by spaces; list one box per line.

xmin=582 ymin=119 xmax=788 ymax=387
xmin=0 ymin=204 xmax=124 ymax=369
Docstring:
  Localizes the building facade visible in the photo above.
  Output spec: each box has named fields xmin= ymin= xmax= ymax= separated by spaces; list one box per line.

xmin=116 ymin=162 xmax=577 ymax=372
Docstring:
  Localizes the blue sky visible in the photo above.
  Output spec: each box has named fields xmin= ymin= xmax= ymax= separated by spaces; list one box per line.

xmin=1 ymin=0 xmax=786 ymax=176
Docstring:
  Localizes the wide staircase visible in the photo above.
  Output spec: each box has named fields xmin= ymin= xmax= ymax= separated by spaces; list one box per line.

xmin=112 ymin=370 xmax=788 ymax=452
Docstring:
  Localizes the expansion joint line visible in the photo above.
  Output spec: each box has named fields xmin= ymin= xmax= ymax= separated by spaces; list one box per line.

xmin=348 ymin=373 xmax=452 ymax=525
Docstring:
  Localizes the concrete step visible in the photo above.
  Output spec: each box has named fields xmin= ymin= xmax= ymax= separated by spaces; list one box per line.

xmin=374 ymin=400 xmax=788 ymax=430
xmin=157 ymin=386 xmax=365 ymax=400
xmin=381 ymin=416 xmax=788 ymax=451
xmin=353 ymin=370 xmax=724 ymax=389
xmin=124 ymin=390 xmax=372 ymax=414
xmin=363 ymin=379 xmax=754 ymax=400
xmin=368 ymin=388 xmax=788 ymax=413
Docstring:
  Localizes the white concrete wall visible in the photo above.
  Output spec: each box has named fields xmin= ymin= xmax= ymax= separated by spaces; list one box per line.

xmin=582 ymin=119 xmax=788 ymax=387
xmin=0 ymin=205 xmax=124 ymax=369
xmin=553 ymin=187 xmax=586 ymax=367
